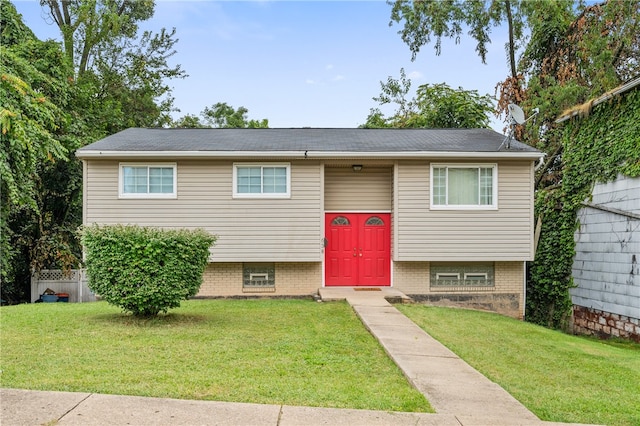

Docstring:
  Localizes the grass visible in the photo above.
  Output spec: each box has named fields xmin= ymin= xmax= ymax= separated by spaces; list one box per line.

xmin=0 ymin=300 xmax=431 ymax=413
xmin=396 ymin=304 xmax=640 ymax=426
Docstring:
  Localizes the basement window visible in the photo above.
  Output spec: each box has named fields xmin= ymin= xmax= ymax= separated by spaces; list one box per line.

xmin=431 ymin=263 xmax=494 ymax=290
xmin=243 ymin=263 xmax=276 ymax=293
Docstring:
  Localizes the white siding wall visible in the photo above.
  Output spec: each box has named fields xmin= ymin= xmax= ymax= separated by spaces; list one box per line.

xmin=571 ymin=175 xmax=640 ymax=319
xmin=395 ymin=160 xmax=534 ymax=261
xmin=84 ymin=160 xmax=323 ymax=262
xmin=324 ymin=167 xmax=392 ymax=211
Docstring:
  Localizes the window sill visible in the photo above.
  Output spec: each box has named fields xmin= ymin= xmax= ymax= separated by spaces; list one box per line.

xmin=429 ymin=205 xmax=498 ymax=211
xmin=118 ymin=194 xmax=177 ymax=199
xmin=232 ymin=194 xmax=291 ymax=199
xmin=242 ymin=286 xmax=276 ymax=293
xmin=430 ymin=286 xmax=495 ymax=292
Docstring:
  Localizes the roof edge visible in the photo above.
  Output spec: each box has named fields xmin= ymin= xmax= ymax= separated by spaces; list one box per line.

xmin=556 ymin=77 xmax=640 ymax=123
xmin=76 ymin=150 xmax=542 ymax=160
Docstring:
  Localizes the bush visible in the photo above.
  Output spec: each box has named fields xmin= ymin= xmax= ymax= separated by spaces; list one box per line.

xmin=81 ymin=225 xmax=216 ymax=316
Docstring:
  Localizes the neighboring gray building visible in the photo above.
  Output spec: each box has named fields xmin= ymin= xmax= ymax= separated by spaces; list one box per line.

xmin=571 ymin=175 xmax=640 ymax=341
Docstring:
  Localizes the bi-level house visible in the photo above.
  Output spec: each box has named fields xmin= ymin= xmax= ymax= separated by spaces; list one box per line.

xmin=76 ymin=128 xmax=542 ymax=318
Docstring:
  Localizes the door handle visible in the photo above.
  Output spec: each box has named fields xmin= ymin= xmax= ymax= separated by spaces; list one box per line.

xmin=359 ymin=248 xmax=363 ymax=257
xmin=353 ymin=248 xmax=357 ymax=257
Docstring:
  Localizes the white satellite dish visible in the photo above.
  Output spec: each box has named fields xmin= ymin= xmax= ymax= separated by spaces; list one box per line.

xmin=508 ymin=103 xmax=526 ymax=124
xmin=500 ymin=103 xmax=539 ymax=150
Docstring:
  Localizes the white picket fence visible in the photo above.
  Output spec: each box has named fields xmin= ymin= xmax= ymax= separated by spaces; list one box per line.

xmin=31 ymin=269 xmax=96 ymax=303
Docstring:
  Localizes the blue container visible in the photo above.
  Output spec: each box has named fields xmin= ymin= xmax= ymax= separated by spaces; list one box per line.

xmin=41 ymin=294 xmax=58 ymax=303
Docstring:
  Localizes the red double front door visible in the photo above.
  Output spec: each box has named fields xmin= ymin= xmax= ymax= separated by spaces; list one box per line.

xmin=325 ymin=213 xmax=391 ymax=286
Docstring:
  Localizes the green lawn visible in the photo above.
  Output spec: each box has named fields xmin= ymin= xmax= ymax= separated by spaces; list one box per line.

xmin=3 ymin=300 xmax=638 ymax=424
xmin=0 ymin=300 xmax=430 ymax=412
xmin=397 ymin=304 xmax=640 ymax=426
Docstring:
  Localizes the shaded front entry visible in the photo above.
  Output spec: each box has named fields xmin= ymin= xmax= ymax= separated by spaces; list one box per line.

xmin=325 ymin=213 xmax=391 ymax=286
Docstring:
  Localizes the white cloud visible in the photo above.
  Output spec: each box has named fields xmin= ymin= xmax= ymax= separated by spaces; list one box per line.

xmin=332 ymin=75 xmax=345 ymax=81
xmin=407 ymin=70 xmax=423 ymax=80
xmin=325 ymin=64 xmax=334 ymax=70
xmin=306 ymin=79 xmax=317 ymax=85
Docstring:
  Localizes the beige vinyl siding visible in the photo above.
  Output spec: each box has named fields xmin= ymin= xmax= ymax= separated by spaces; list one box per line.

xmin=395 ymin=160 xmax=534 ymax=261
xmin=324 ymin=166 xmax=392 ymax=211
xmin=84 ymin=160 xmax=323 ymax=262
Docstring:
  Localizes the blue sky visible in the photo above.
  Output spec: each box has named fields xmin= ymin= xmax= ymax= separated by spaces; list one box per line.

xmin=14 ymin=1 xmax=510 ymax=131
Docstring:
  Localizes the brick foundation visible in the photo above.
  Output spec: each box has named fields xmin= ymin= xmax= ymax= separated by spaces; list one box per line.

xmin=572 ymin=305 xmax=640 ymax=343
xmin=197 ymin=262 xmax=321 ymax=298
xmin=394 ymin=261 xmax=525 ymax=319
xmin=197 ymin=260 xmax=526 ymax=318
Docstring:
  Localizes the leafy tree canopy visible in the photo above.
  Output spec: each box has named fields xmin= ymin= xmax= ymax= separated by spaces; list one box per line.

xmin=0 ymin=0 xmax=70 ymax=288
xmin=173 ymin=102 xmax=269 ymax=128
xmin=362 ymin=68 xmax=494 ymax=128
xmin=389 ymin=0 xmax=638 ymax=121
xmin=1 ymin=0 xmax=186 ymax=304
xmin=41 ymin=0 xmax=155 ymax=76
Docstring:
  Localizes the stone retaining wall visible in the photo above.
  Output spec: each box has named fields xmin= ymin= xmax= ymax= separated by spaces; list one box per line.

xmin=409 ymin=293 xmax=521 ymax=319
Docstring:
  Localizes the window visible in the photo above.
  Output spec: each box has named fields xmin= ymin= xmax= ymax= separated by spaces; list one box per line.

xmin=233 ymin=163 xmax=290 ymax=198
xmin=331 ymin=216 xmax=350 ymax=226
xmin=430 ymin=263 xmax=494 ymax=290
xmin=119 ymin=163 xmax=176 ymax=198
xmin=436 ymin=272 xmax=460 ymax=281
xmin=243 ymin=263 xmax=276 ymax=293
xmin=365 ymin=216 xmax=384 ymax=226
xmin=431 ymin=164 xmax=497 ymax=209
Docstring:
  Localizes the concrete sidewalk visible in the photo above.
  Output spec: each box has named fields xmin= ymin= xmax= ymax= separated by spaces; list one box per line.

xmin=0 ymin=388 xmax=591 ymax=426
xmin=2 ymin=289 xmax=599 ymax=425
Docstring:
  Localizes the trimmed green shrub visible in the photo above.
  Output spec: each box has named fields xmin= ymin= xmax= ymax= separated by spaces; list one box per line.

xmin=81 ymin=225 xmax=216 ymax=316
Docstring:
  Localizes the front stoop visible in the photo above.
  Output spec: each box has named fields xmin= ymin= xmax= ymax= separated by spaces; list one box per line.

xmin=318 ymin=287 xmax=412 ymax=304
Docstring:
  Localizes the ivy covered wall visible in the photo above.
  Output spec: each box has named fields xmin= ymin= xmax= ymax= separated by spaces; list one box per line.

xmin=527 ymin=85 xmax=640 ymax=328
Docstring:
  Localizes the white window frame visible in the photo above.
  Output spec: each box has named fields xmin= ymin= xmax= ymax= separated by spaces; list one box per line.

xmin=249 ymin=273 xmax=269 ymax=281
xmin=436 ymin=273 xmax=460 ymax=280
xmin=464 ymin=272 xmax=488 ymax=280
xmin=233 ymin=163 xmax=291 ymax=199
xmin=430 ymin=163 xmax=498 ymax=210
xmin=119 ymin=163 xmax=177 ymax=199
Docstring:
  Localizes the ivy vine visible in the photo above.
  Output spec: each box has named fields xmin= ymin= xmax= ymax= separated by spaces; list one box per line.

xmin=527 ymin=87 xmax=640 ymax=329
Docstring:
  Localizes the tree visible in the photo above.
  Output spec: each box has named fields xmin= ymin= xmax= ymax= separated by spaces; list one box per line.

xmin=411 ymin=83 xmax=494 ymax=128
xmin=1 ymin=0 xmax=186 ymax=304
xmin=78 ymin=26 xmax=186 ymax=133
xmin=362 ymin=68 xmax=494 ymax=128
xmin=388 ymin=0 xmax=576 ymax=115
xmin=172 ymin=114 xmax=205 ymax=129
xmin=40 ymin=0 xmax=185 ymax=132
xmin=389 ymin=0 xmax=529 ymax=78
xmin=173 ymin=102 xmax=269 ymax=128
xmin=0 ymin=0 xmax=70 ymax=300
xmin=41 ymin=0 xmax=155 ymax=76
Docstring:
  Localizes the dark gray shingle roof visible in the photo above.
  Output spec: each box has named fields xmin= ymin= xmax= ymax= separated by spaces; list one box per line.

xmin=77 ymin=127 xmax=539 ymax=154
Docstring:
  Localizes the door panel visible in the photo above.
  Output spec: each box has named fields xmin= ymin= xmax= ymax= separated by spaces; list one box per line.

xmin=360 ymin=215 xmax=390 ymax=285
xmin=325 ymin=213 xmax=390 ymax=286
xmin=325 ymin=214 xmax=358 ymax=286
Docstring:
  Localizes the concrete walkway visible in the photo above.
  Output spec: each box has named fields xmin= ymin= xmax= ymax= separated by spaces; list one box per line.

xmin=319 ymin=287 xmax=597 ymax=426
xmin=2 ymin=288 xmax=598 ymax=425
